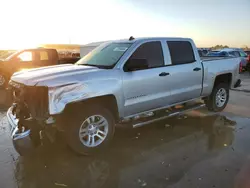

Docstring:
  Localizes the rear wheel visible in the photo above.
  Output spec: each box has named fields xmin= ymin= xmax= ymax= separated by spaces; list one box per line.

xmin=65 ymin=105 xmax=115 ymax=155
xmin=205 ymin=83 xmax=229 ymax=112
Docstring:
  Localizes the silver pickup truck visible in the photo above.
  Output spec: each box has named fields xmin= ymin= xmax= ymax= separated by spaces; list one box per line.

xmin=7 ymin=37 xmax=241 ymax=155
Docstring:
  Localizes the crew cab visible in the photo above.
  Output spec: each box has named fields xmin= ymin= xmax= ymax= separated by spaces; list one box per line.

xmin=7 ymin=37 xmax=241 ymax=155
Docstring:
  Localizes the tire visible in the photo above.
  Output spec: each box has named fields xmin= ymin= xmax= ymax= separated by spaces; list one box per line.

xmin=65 ymin=105 xmax=115 ymax=155
xmin=0 ymin=73 xmax=7 ymax=88
xmin=205 ymin=83 xmax=229 ymax=112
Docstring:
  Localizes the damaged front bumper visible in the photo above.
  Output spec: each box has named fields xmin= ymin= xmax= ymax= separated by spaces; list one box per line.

xmin=7 ymin=105 xmax=58 ymax=155
xmin=7 ymin=106 xmax=35 ymax=155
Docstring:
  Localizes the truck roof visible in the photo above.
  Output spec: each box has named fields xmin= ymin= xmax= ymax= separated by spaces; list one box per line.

xmin=112 ymin=37 xmax=193 ymax=43
xmin=23 ymin=48 xmax=57 ymax=51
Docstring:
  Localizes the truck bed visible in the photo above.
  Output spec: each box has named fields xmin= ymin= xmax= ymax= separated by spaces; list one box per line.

xmin=201 ymin=56 xmax=241 ymax=96
xmin=201 ymin=56 xmax=237 ymax=62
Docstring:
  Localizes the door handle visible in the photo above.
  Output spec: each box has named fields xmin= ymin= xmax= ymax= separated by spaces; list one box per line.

xmin=159 ymin=72 xmax=170 ymax=76
xmin=193 ymin=67 xmax=201 ymax=71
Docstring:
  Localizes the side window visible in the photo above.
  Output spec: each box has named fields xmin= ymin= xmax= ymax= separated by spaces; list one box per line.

xmin=220 ymin=52 xmax=228 ymax=56
xmin=129 ymin=41 xmax=164 ymax=69
xmin=167 ymin=41 xmax=195 ymax=65
xmin=17 ymin=51 xmax=32 ymax=62
xmin=229 ymin=51 xmax=234 ymax=56
xmin=40 ymin=51 xmax=49 ymax=60
xmin=233 ymin=51 xmax=240 ymax=57
xmin=239 ymin=51 xmax=247 ymax=57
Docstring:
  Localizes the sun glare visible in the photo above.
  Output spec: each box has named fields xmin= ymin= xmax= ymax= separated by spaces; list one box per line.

xmin=17 ymin=51 xmax=32 ymax=61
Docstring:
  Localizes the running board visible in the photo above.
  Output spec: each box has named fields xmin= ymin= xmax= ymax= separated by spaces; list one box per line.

xmin=132 ymin=104 xmax=205 ymax=128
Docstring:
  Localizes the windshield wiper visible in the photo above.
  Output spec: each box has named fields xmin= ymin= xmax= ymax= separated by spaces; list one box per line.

xmin=78 ymin=64 xmax=113 ymax=69
xmin=79 ymin=64 xmax=100 ymax=67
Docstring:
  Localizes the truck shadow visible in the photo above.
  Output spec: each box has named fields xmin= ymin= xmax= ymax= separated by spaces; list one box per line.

xmin=14 ymin=114 xmax=236 ymax=188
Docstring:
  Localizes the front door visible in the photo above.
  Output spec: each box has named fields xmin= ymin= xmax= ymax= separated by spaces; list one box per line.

xmin=122 ymin=41 xmax=172 ymax=117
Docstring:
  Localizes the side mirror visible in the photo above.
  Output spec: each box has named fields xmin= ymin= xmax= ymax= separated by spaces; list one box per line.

xmin=124 ymin=58 xmax=149 ymax=72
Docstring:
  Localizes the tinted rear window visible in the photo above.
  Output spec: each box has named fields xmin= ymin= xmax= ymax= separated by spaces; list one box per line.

xmin=167 ymin=41 xmax=195 ymax=65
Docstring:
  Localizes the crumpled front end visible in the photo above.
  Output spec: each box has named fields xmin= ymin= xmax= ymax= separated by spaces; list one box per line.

xmin=48 ymin=83 xmax=91 ymax=115
xmin=7 ymin=106 xmax=39 ymax=155
xmin=7 ymin=81 xmax=50 ymax=155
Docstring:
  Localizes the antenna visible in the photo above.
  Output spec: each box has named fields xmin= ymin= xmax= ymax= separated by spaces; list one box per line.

xmin=129 ymin=36 xmax=135 ymax=41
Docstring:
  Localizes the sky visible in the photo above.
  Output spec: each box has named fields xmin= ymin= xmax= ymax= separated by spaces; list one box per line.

xmin=0 ymin=0 xmax=249 ymax=49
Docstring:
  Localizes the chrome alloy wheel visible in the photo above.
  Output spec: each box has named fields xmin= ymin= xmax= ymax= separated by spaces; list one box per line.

xmin=79 ymin=115 xmax=109 ymax=147
xmin=216 ymin=88 xmax=227 ymax=108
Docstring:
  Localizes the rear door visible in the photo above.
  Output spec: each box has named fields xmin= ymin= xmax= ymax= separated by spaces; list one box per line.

xmin=122 ymin=41 xmax=172 ymax=116
xmin=165 ymin=41 xmax=203 ymax=103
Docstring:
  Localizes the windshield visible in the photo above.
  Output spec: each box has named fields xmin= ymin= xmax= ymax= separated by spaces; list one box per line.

xmin=76 ymin=43 xmax=132 ymax=68
xmin=5 ymin=50 xmax=21 ymax=61
xmin=239 ymin=51 xmax=247 ymax=57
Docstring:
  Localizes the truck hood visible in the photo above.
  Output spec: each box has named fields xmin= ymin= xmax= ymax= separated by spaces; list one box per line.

xmin=11 ymin=64 xmax=102 ymax=87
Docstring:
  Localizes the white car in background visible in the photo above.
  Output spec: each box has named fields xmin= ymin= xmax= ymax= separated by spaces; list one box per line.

xmin=220 ymin=48 xmax=248 ymax=68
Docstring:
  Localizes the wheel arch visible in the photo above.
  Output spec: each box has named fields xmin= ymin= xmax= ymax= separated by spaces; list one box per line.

xmin=213 ymin=73 xmax=232 ymax=89
xmin=63 ymin=94 xmax=120 ymax=123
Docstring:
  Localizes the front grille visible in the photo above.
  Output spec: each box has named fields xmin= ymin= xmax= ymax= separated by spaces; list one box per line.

xmin=25 ymin=86 xmax=49 ymax=119
xmin=9 ymin=81 xmax=49 ymax=120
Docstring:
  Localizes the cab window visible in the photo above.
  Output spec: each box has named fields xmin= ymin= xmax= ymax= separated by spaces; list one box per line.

xmin=129 ymin=41 xmax=164 ymax=69
xmin=17 ymin=51 xmax=32 ymax=62
xmin=40 ymin=51 xmax=49 ymax=60
xmin=167 ymin=41 xmax=195 ymax=65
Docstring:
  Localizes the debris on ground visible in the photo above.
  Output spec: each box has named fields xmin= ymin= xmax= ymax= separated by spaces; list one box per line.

xmin=55 ymin=183 xmax=67 ymax=187
xmin=137 ymin=179 xmax=147 ymax=187
xmin=177 ymin=115 xmax=188 ymax=120
xmin=165 ymin=124 xmax=171 ymax=128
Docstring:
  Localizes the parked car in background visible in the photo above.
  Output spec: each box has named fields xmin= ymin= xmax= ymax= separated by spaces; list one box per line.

xmin=220 ymin=48 xmax=248 ymax=69
xmin=244 ymin=50 xmax=250 ymax=63
xmin=7 ymin=37 xmax=241 ymax=155
xmin=198 ymin=48 xmax=210 ymax=57
xmin=244 ymin=50 xmax=250 ymax=72
xmin=0 ymin=48 xmax=79 ymax=88
xmin=207 ymin=51 xmax=233 ymax=57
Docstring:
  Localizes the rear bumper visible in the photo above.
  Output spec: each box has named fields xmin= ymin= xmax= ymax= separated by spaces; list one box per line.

xmin=7 ymin=107 xmax=35 ymax=155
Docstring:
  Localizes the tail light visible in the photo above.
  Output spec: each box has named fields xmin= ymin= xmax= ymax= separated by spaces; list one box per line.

xmin=239 ymin=61 xmax=243 ymax=73
xmin=247 ymin=55 xmax=250 ymax=63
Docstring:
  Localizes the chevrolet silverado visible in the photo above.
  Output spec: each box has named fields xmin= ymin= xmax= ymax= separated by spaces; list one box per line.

xmin=7 ymin=37 xmax=241 ymax=155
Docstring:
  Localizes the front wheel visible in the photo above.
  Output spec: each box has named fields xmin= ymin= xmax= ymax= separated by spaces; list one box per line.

xmin=65 ymin=106 xmax=115 ymax=155
xmin=205 ymin=83 xmax=229 ymax=112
